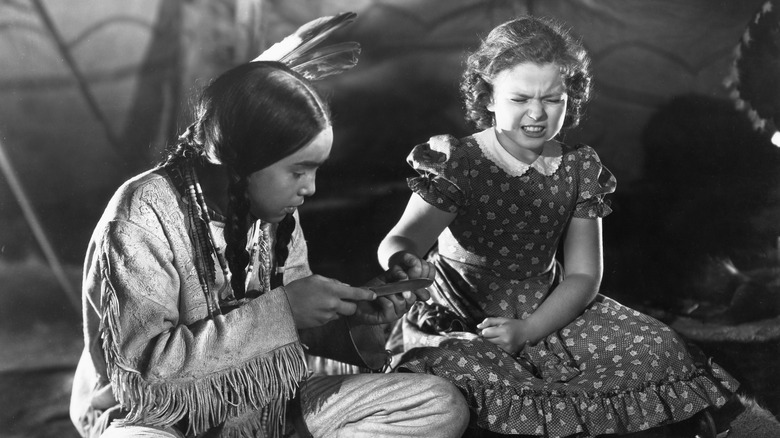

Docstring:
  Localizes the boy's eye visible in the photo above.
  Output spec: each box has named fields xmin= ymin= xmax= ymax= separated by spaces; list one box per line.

xmin=293 ymin=168 xmax=318 ymax=178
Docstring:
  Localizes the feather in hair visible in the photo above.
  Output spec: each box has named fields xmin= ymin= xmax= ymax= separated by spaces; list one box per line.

xmin=292 ymin=41 xmax=361 ymax=81
xmin=253 ymin=12 xmax=359 ymax=78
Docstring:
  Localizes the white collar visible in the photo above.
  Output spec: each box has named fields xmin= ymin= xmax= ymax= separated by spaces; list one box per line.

xmin=473 ymin=128 xmax=562 ymax=177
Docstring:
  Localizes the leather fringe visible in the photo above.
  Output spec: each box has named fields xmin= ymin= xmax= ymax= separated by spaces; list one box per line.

xmin=98 ymin=259 xmax=307 ymax=437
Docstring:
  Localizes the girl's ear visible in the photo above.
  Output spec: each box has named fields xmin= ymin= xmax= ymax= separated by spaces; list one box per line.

xmin=486 ymin=96 xmax=495 ymax=112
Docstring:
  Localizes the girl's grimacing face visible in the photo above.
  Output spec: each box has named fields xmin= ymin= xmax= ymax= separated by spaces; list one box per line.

xmin=487 ymin=62 xmax=568 ymax=153
xmin=246 ymin=126 xmax=333 ymax=223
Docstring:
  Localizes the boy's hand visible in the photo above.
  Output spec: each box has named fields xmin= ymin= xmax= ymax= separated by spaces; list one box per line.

xmin=349 ymin=271 xmax=432 ymax=325
xmin=349 ymin=292 xmax=418 ymax=326
xmin=284 ymin=275 xmax=376 ymax=329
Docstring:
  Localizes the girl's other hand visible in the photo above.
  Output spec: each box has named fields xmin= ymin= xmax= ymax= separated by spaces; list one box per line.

xmin=284 ymin=275 xmax=376 ymax=329
xmin=387 ymin=251 xmax=435 ymax=282
xmin=477 ymin=317 xmax=536 ymax=355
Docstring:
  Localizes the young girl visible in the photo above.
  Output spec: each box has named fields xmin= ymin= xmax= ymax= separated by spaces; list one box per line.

xmin=378 ymin=16 xmax=738 ymax=438
xmin=70 ymin=59 xmax=469 ymax=438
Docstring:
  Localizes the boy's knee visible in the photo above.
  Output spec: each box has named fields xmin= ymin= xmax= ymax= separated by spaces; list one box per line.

xmin=101 ymin=425 xmax=184 ymax=438
xmin=421 ymin=375 xmax=470 ymax=431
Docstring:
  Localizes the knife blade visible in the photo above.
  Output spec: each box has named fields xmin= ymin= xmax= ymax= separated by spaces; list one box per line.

xmin=368 ymin=278 xmax=434 ymax=297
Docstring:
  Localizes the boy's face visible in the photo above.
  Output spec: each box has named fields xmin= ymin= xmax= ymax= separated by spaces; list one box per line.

xmin=487 ymin=62 xmax=568 ymax=154
xmin=246 ymin=126 xmax=332 ymax=223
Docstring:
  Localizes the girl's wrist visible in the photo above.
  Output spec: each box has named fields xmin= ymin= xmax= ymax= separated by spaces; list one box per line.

xmin=519 ymin=316 xmax=545 ymax=345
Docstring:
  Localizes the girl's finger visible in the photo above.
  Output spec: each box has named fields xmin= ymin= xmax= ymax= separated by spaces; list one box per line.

xmin=477 ymin=317 xmax=500 ymax=329
xmin=417 ymin=262 xmax=429 ymax=279
xmin=480 ymin=326 xmax=499 ymax=339
xmin=412 ymin=287 xmax=431 ymax=302
xmin=390 ymin=265 xmax=410 ymax=281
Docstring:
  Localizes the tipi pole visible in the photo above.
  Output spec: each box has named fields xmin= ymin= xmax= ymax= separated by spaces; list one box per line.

xmin=0 ymin=136 xmax=80 ymax=312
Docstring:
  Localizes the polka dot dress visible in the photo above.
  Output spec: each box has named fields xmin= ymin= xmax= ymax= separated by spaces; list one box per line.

xmin=392 ymin=129 xmax=738 ymax=437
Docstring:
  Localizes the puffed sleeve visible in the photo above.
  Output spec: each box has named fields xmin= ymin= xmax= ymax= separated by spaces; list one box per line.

xmin=572 ymin=145 xmax=617 ymax=219
xmin=407 ymin=134 xmax=471 ymax=213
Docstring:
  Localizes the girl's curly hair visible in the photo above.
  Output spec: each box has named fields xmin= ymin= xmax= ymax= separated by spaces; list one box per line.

xmin=460 ymin=16 xmax=592 ymax=130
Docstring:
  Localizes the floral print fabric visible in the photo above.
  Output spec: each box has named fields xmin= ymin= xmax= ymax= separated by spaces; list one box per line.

xmin=393 ymin=130 xmax=738 ymax=437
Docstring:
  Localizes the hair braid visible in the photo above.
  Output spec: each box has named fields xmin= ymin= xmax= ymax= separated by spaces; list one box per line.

xmin=224 ymin=174 xmax=251 ymax=299
xmin=271 ymin=213 xmax=296 ymax=289
xmin=159 ymin=121 xmax=206 ymax=167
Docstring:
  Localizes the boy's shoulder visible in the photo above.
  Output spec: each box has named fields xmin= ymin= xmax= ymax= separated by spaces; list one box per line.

xmin=104 ymin=168 xmax=178 ymax=221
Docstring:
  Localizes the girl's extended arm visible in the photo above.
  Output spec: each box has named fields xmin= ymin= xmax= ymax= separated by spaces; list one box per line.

xmin=378 ymin=193 xmax=456 ymax=272
xmin=480 ymin=217 xmax=603 ymax=353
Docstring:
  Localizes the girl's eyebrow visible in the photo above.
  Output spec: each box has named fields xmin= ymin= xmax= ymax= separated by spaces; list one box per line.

xmin=512 ymin=90 xmax=565 ymax=98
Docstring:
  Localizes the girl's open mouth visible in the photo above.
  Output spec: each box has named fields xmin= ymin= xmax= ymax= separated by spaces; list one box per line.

xmin=522 ymin=125 xmax=545 ymax=136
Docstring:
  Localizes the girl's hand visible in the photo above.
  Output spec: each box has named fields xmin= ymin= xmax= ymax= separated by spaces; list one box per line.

xmin=284 ymin=275 xmax=376 ymax=329
xmin=387 ymin=251 xmax=435 ymax=282
xmin=477 ymin=317 xmax=537 ymax=355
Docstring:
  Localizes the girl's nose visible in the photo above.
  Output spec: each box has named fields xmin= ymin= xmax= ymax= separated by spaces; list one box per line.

xmin=527 ymin=100 xmax=546 ymax=121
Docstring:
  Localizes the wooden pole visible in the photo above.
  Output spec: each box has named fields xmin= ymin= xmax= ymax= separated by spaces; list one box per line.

xmin=0 ymin=137 xmax=80 ymax=312
xmin=30 ymin=0 xmax=120 ymax=148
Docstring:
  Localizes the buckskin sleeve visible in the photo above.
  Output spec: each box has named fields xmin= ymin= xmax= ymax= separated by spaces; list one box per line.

xmin=98 ymin=218 xmax=306 ymax=434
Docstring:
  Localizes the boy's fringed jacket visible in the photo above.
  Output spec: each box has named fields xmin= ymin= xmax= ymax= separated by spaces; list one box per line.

xmin=69 ymin=169 xmax=373 ymax=438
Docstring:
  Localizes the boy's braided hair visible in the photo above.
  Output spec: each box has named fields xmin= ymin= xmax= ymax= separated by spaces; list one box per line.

xmin=162 ymin=62 xmax=330 ymax=300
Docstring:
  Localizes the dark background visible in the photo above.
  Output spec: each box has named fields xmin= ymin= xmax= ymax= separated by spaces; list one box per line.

xmin=1 ymin=0 xmax=780 ymax=436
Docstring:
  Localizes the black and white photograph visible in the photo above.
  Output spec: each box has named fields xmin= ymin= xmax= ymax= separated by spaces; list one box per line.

xmin=1 ymin=1 xmax=779 ymax=437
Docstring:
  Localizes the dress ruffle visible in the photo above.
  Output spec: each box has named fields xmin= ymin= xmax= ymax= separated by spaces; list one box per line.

xmin=398 ymin=330 xmax=735 ymax=437
xmin=396 ymin=295 xmax=738 ymax=437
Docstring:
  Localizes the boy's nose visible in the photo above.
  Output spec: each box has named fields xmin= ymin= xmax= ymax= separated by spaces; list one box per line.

xmin=299 ymin=178 xmax=316 ymax=197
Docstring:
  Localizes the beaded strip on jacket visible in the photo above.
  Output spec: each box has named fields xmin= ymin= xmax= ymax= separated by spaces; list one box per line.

xmin=244 ymin=221 xmax=274 ymax=297
xmin=270 ymin=214 xmax=296 ymax=289
xmin=170 ymin=161 xmax=228 ymax=316
xmin=167 ymin=159 xmax=282 ymax=315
